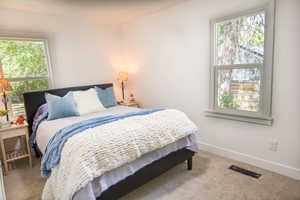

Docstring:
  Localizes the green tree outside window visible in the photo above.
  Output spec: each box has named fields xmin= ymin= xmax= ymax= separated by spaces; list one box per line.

xmin=0 ymin=40 xmax=50 ymax=115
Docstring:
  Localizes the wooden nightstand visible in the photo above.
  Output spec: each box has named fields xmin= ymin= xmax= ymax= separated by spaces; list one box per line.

xmin=120 ymin=101 xmax=140 ymax=108
xmin=0 ymin=123 xmax=32 ymax=175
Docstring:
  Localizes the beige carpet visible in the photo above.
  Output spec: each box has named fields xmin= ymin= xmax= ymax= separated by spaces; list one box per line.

xmin=3 ymin=151 xmax=300 ymax=200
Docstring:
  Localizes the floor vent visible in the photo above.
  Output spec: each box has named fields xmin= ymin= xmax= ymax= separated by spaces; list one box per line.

xmin=229 ymin=165 xmax=261 ymax=179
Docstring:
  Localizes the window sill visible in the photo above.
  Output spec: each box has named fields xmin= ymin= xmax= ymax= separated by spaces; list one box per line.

xmin=205 ymin=110 xmax=273 ymax=126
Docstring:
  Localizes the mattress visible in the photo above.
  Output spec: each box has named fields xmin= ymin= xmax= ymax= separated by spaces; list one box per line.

xmin=36 ymin=106 xmax=198 ymax=199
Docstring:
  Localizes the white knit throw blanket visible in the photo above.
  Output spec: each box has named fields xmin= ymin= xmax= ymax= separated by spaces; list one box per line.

xmin=42 ymin=109 xmax=198 ymax=200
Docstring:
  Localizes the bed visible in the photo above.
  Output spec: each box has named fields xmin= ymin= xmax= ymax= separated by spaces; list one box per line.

xmin=23 ymin=83 xmax=198 ymax=200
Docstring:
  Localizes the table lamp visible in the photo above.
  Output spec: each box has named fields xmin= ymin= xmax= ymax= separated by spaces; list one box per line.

xmin=117 ymin=71 xmax=128 ymax=101
xmin=0 ymin=60 xmax=13 ymax=121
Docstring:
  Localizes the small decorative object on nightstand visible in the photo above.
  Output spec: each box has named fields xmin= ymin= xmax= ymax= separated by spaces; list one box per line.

xmin=128 ymin=93 xmax=135 ymax=102
xmin=15 ymin=115 xmax=25 ymax=125
xmin=120 ymin=101 xmax=140 ymax=108
xmin=120 ymin=93 xmax=140 ymax=107
xmin=0 ymin=122 xmax=32 ymax=175
xmin=0 ymin=110 xmax=9 ymax=128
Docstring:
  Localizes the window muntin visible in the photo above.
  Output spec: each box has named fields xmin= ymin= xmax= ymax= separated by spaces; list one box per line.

xmin=0 ymin=39 xmax=51 ymax=117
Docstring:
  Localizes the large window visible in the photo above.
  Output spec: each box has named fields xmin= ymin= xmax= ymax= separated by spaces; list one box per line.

xmin=207 ymin=2 xmax=275 ymax=125
xmin=0 ymin=38 xmax=52 ymax=117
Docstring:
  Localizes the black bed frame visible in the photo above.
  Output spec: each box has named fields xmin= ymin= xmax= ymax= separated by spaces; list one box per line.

xmin=23 ymin=83 xmax=195 ymax=200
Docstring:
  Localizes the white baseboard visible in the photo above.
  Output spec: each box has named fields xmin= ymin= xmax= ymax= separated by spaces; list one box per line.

xmin=198 ymin=141 xmax=300 ymax=181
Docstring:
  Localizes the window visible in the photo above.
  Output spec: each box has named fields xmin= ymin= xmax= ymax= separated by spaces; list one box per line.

xmin=0 ymin=38 xmax=52 ymax=117
xmin=207 ymin=2 xmax=275 ymax=125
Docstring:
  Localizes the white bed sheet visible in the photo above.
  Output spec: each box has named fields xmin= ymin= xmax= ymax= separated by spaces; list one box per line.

xmin=35 ymin=106 xmax=198 ymax=200
xmin=36 ymin=106 xmax=140 ymax=154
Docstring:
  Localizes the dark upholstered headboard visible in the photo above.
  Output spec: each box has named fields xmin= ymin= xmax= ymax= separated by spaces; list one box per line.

xmin=23 ymin=83 xmax=113 ymax=137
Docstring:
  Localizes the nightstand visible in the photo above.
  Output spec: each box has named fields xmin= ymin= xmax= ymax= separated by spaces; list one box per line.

xmin=0 ymin=123 xmax=32 ymax=175
xmin=120 ymin=101 xmax=140 ymax=108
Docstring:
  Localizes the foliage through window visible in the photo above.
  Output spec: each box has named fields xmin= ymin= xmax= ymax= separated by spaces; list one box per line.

xmin=0 ymin=39 xmax=51 ymax=117
xmin=216 ymin=13 xmax=265 ymax=65
xmin=217 ymin=68 xmax=261 ymax=112
xmin=208 ymin=3 xmax=275 ymax=125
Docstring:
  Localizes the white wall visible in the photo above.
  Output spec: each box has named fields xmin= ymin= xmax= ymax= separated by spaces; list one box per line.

xmin=119 ymin=0 xmax=300 ymax=179
xmin=1 ymin=0 xmax=299 ymax=180
xmin=0 ymin=9 xmax=120 ymax=88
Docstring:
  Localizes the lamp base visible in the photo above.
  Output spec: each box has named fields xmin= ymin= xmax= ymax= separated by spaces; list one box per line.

xmin=3 ymin=92 xmax=9 ymax=122
xmin=121 ymin=81 xmax=125 ymax=101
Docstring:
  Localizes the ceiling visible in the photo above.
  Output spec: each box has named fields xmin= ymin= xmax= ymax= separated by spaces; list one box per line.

xmin=0 ymin=0 xmax=185 ymax=24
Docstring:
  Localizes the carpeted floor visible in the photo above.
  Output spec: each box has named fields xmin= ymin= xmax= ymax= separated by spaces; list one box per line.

xmin=3 ymin=151 xmax=300 ymax=200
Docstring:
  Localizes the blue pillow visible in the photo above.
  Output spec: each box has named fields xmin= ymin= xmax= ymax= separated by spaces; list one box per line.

xmin=95 ymin=86 xmax=117 ymax=108
xmin=45 ymin=92 xmax=79 ymax=120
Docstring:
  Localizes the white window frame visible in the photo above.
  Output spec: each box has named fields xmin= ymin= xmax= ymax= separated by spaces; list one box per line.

xmin=0 ymin=36 xmax=54 ymax=89
xmin=0 ymin=36 xmax=54 ymax=116
xmin=206 ymin=1 xmax=275 ymax=126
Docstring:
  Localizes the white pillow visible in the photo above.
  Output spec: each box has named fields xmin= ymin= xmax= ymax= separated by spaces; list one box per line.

xmin=72 ymin=88 xmax=106 ymax=115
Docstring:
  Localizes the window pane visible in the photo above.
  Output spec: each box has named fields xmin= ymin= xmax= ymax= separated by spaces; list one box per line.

xmin=7 ymin=79 xmax=49 ymax=116
xmin=10 ymin=79 xmax=49 ymax=103
xmin=0 ymin=40 xmax=49 ymax=78
xmin=216 ymin=12 xmax=265 ymax=65
xmin=217 ymin=68 xmax=261 ymax=112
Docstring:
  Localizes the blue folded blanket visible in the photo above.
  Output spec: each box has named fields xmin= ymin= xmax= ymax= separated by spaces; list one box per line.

xmin=41 ymin=109 xmax=163 ymax=177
